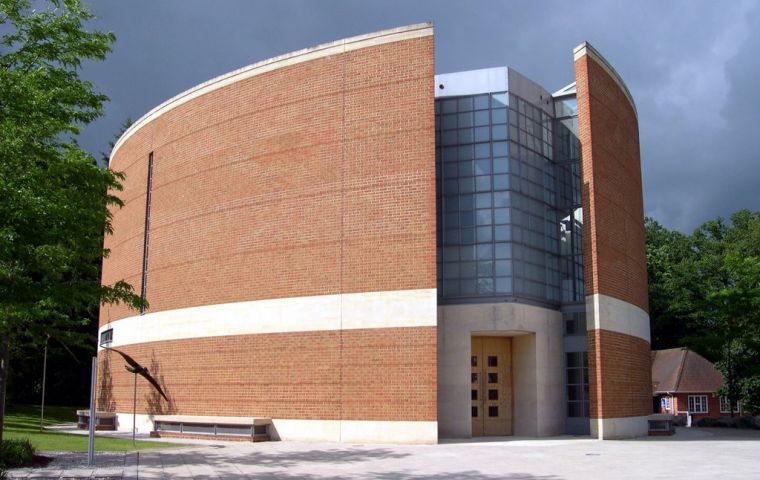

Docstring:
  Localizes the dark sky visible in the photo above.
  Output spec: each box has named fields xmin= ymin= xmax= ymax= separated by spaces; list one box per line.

xmin=78 ymin=0 xmax=760 ymax=233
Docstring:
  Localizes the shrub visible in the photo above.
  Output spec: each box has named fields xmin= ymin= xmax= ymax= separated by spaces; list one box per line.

xmin=695 ymin=415 xmax=760 ymax=429
xmin=0 ymin=439 xmax=35 ymax=468
xmin=746 ymin=416 xmax=760 ymax=429
xmin=672 ymin=414 xmax=687 ymax=426
xmin=695 ymin=417 xmax=716 ymax=427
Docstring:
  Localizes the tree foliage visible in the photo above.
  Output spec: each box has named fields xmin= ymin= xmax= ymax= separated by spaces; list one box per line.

xmin=646 ymin=210 xmax=760 ymax=413
xmin=0 ymin=0 xmax=143 ymax=438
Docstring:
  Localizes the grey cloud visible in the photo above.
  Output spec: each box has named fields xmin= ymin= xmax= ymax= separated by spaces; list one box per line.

xmin=77 ymin=0 xmax=760 ymax=232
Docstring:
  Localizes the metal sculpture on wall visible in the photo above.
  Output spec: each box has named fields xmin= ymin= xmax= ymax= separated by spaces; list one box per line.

xmin=104 ymin=347 xmax=167 ymax=442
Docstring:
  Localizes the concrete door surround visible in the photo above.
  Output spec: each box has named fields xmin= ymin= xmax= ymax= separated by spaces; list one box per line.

xmin=438 ymin=302 xmax=565 ymax=438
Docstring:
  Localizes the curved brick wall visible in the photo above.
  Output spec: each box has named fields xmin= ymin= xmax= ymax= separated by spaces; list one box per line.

xmin=575 ymin=42 xmax=652 ymax=438
xmin=587 ymin=330 xmax=651 ymax=419
xmin=101 ymin=29 xmax=436 ymax=325
xmin=575 ymin=46 xmax=647 ymax=313
xmin=97 ymin=25 xmax=438 ymax=443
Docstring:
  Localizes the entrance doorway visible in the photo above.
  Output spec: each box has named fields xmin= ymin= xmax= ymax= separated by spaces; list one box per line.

xmin=471 ymin=336 xmax=512 ymax=436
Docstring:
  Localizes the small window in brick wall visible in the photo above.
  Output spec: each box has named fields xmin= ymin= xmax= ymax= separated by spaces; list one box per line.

xmin=100 ymin=328 xmax=113 ymax=347
xmin=720 ymin=396 xmax=741 ymax=414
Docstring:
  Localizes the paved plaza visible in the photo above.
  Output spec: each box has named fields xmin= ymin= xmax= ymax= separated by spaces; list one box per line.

xmin=8 ymin=427 xmax=760 ymax=479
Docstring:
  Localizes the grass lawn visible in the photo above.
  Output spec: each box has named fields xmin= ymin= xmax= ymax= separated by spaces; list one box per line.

xmin=4 ymin=404 xmax=184 ymax=452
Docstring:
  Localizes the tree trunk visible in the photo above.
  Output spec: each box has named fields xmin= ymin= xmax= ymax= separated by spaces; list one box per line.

xmin=0 ymin=330 xmax=10 ymax=444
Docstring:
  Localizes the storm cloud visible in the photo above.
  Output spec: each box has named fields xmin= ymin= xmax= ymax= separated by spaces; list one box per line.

xmin=78 ymin=0 xmax=760 ymax=232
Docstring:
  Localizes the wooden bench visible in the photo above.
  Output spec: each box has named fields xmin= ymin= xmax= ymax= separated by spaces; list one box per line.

xmin=150 ymin=415 xmax=272 ymax=442
xmin=76 ymin=410 xmax=117 ymax=431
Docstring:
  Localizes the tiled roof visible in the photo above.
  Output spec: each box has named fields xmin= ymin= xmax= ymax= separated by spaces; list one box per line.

xmin=651 ymin=348 xmax=723 ymax=394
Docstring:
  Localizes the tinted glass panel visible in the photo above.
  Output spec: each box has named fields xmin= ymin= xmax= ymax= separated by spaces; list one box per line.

xmin=436 ymin=91 xmax=578 ymax=305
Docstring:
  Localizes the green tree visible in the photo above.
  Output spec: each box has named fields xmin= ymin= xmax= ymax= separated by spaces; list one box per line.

xmin=645 ymin=217 xmax=699 ymax=349
xmin=0 ymin=0 xmax=143 ymax=442
xmin=704 ymin=211 xmax=760 ymax=413
xmin=646 ymin=211 xmax=760 ymax=414
xmin=6 ymin=117 xmax=136 ymax=411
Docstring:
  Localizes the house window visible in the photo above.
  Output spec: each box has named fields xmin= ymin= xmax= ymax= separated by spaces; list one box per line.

xmin=660 ymin=397 xmax=671 ymax=411
xmin=719 ymin=396 xmax=741 ymax=414
xmin=100 ymin=328 xmax=113 ymax=347
xmin=688 ymin=395 xmax=708 ymax=414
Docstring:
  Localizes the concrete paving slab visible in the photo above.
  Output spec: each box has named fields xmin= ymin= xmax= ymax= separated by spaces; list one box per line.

xmin=7 ymin=427 xmax=760 ymax=479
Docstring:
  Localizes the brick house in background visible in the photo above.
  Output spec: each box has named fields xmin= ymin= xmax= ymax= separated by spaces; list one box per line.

xmin=652 ymin=348 xmax=742 ymax=419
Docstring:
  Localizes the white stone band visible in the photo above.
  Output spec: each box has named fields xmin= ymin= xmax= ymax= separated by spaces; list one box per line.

xmin=99 ymin=288 xmax=437 ymax=349
xmin=590 ymin=415 xmax=649 ymax=439
xmin=110 ymin=23 xmax=433 ymax=162
xmin=114 ymin=413 xmax=437 ymax=444
xmin=586 ymin=293 xmax=650 ymax=343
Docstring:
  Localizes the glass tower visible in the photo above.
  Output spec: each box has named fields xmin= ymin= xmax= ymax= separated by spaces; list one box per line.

xmin=435 ymin=68 xmax=589 ymax=434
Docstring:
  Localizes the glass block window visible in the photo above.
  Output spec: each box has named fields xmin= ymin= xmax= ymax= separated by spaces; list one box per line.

xmin=566 ymin=352 xmax=589 ymax=418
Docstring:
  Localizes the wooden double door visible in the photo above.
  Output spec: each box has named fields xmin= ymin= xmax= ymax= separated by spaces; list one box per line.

xmin=471 ymin=336 xmax=513 ymax=436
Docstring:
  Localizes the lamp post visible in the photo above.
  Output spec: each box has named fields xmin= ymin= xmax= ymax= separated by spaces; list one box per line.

xmin=87 ymin=357 xmax=97 ymax=466
xmin=40 ymin=335 xmax=49 ymax=431
xmin=130 ymin=367 xmax=138 ymax=444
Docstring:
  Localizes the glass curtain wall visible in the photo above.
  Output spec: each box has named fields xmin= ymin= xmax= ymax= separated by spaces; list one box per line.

xmin=554 ymin=92 xmax=590 ymax=432
xmin=554 ymin=95 xmax=584 ymax=304
xmin=435 ymin=83 xmax=589 ymax=433
xmin=435 ymin=91 xmax=560 ymax=305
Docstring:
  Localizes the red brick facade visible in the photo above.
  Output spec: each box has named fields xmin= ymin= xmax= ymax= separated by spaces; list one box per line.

xmin=98 ymin=327 xmax=437 ymax=421
xmin=101 ymin=34 xmax=436 ymax=325
xmin=98 ymin=28 xmax=437 ymax=425
xmin=576 ymin=52 xmax=648 ymax=313
xmin=588 ymin=329 xmax=652 ymax=419
xmin=576 ymin=44 xmax=652 ymax=425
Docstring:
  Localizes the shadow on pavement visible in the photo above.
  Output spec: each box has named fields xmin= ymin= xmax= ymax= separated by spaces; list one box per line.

xmin=159 ymin=446 xmax=409 ymax=469
xmin=256 ymin=471 xmax=561 ymax=479
xmin=135 ymin=446 xmax=564 ymax=480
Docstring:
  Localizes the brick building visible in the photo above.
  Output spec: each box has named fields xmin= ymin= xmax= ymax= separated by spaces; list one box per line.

xmin=97 ymin=23 xmax=650 ymax=443
xmin=652 ymin=348 xmax=743 ymax=419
